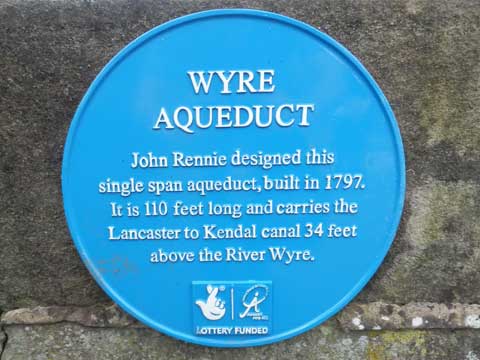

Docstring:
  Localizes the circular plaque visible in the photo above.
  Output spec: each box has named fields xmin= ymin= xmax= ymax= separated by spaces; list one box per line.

xmin=62 ymin=9 xmax=405 ymax=347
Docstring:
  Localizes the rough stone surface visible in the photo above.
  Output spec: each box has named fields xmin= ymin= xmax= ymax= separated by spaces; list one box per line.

xmin=0 ymin=304 xmax=140 ymax=328
xmin=0 ymin=0 xmax=479 ymax=317
xmin=3 ymin=303 xmax=480 ymax=331
xmin=337 ymin=302 xmax=480 ymax=330
xmin=2 ymin=323 xmax=480 ymax=360
xmin=369 ymin=180 xmax=480 ymax=304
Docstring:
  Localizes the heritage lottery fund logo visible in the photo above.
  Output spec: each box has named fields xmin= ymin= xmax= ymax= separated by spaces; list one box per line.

xmin=193 ymin=281 xmax=272 ymax=336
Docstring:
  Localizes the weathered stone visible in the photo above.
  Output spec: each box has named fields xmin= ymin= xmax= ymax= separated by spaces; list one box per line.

xmin=2 ymin=303 xmax=480 ymax=332
xmin=0 ymin=0 xmax=479 ymax=310
xmin=2 ymin=323 xmax=480 ymax=360
xmin=1 ymin=304 xmax=141 ymax=328
xmin=361 ymin=179 xmax=480 ymax=304
xmin=337 ymin=302 xmax=480 ymax=330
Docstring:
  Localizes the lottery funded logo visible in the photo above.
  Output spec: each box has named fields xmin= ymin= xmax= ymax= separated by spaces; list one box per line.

xmin=195 ymin=284 xmax=226 ymax=321
xmin=192 ymin=281 xmax=272 ymax=336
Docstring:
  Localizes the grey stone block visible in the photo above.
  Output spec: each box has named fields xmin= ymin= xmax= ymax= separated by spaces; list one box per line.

xmin=360 ymin=179 xmax=480 ymax=304
xmin=2 ymin=302 xmax=480 ymax=331
xmin=0 ymin=0 xmax=479 ymax=311
xmin=337 ymin=302 xmax=480 ymax=330
xmin=0 ymin=304 xmax=139 ymax=328
xmin=3 ymin=322 xmax=480 ymax=360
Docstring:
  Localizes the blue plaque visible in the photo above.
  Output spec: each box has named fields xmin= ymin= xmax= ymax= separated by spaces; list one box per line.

xmin=62 ymin=9 xmax=405 ymax=347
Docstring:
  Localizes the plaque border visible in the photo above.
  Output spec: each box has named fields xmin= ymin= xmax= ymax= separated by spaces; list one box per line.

xmin=62 ymin=9 xmax=406 ymax=347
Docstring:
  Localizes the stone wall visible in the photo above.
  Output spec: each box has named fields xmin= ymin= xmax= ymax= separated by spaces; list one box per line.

xmin=0 ymin=0 xmax=479 ymax=358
